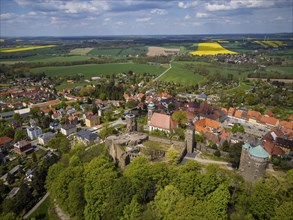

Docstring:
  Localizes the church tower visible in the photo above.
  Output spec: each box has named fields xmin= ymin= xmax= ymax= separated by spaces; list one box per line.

xmin=147 ymin=102 xmax=155 ymax=125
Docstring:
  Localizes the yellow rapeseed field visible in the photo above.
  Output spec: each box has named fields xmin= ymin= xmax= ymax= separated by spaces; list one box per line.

xmin=190 ymin=42 xmax=237 ymax=56
xmin=254 ymin=40 xmax=286 ymax=48
xmin=0 ymin=45 xmax=56 ymax=53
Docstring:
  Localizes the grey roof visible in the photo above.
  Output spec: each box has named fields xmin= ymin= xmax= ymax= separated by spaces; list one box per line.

xmin=39 ymin=132 xmax=55 ymax=139
xmin=61 ymin=124 xmax=76 ymax=130
xmin=9 ymin=165 xmax=23 ymax=175
xmin=77 ymin=130 xmax=98 ymax=142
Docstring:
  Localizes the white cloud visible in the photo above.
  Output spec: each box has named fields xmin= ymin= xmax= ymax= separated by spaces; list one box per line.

xmin=274 ymin=16 xmax=284 ymax=21
xmin=184 ymin=14 xmax=191 ymax=20
xmin=136 ymin=17 xmax=151 ymax=22
xmin=104 ymin=18 xmax=111 ymax=22
xmin=206 ymin=0 xmax=274 ymax=11
xmin=196 ymin=12 xmax=208 ymax=18
xmin=116 ymin=21 xmax=126 ymax=26
xmin=150 ymin=9 xmax=167 ymax=15
xmin=0 ymin=13 xmax=16 ymax=21
xmin=178 ymin=1 xmax=198 ymax=9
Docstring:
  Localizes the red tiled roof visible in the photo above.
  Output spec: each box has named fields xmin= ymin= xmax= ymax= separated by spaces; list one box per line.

xmin=288 ymin=114 xmax=293 ymax=122
xmin=234 ymin=110 xmax=243 ymax=119
xmin=228 ymin=107 xmax=236 ymax=116
xmin=280 ymin=121 xmax=293 ymax=130
xmin=247 ymin=110 xmax=261 ymax=120
xmin=259 ymin=116 xmax=279 ymax=126
xmin=150 ymin=113 xmax=177 ymax=130
xmin=263 ymin=142 xmax=285 ymax=156
xmin=0 ymin=136 xmax=13 ymax=146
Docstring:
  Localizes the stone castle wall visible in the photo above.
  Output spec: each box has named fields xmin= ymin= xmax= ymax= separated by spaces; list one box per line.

xmin=148 ymin=136 xmax=186 ymax=147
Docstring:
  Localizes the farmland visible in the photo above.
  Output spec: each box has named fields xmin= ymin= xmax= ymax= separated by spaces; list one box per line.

xmin=69 ymin=48 xmax=94 ymax=55
xmin=190 ymin=42 xmax=238 ymax=56
xmin=0 ymin=45 xmax=56 ymax=52
xmin=31 ymin=63 xmax=167 ymax=78
xmin=159 ymin=62 xmax=205 ymax=85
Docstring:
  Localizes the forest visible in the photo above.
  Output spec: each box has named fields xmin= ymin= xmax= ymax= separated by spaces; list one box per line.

xmin=40 ymin=142 xmax=293 ymax=220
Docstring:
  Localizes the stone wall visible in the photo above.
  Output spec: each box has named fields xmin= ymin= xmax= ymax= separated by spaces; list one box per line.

xmin=148 ymin=136 xmax=186 ymax=147
xmin=196 ymin=143 xmax=230 ymax=158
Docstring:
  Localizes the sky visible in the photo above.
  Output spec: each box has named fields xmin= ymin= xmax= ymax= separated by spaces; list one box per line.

xmin=0 ymin=0 xmax=292 ymax=36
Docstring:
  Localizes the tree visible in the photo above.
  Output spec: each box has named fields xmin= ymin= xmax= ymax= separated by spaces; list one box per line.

xmin=249 ymin=182 xmax=276 ymax=220
xmin=172 ymin=110 xmax=188 ymax=127
xmin=166 ymin=149 xmax=179 ymax=165
xmin=273 ymin=201 xmax=293 ymax=220
xmin=121 ymin=196 xmax=142 ymax=220
xmin=84 ymin=156 xmax=118 ymax=220
xmin=214 ymin=150 xmax=221 ymax=157
xmin=30 ymin=107 xmax=40 ymax=118
xmin=104 ymin=110 xmax=112 ymax=122
xmin=148 ymin=185 xmax=183 ymax=219
xmin=92 ymin=103 xmax=98 ymax=115
xmin=14 ymin=129 xmax=28 ymax=141
xmin=47 ymin=136 xmax=70 ymax=154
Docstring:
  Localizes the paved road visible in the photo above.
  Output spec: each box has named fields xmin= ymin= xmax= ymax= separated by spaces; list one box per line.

xmin=153 ymin=60 xmax=173 ymax=81
xmin=23 ymin=192 xmax=50 ymax=219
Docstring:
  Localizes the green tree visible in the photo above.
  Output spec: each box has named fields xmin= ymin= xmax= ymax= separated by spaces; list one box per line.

xmin=121 ymin=196 xmax=142 ymax=220
xmin=166 ymin=149 xmax=179 ymax=165
xmin=172 ymin=110 xmax=188 ymax=127
xmin=249 ymin=182 xmax=276 ymax=220
xmin=84 ymin=156 xmax=118 ymax=220
xmin=14 ymin=129 xmax=28 ymax=141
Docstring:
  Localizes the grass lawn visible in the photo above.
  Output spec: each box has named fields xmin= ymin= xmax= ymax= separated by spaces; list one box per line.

xmin=87 ymin=48 xmax=122 ymax=56
xmin=27 ymin=195 xmax=52 ymax=220
xmin=267 ymin=66 xmax=293 ymax=75
xmin=159 ymin=62 xmax=205 ymax=86
xmin=225 ymin=81 xmax=252 ymax=93
xmin=31 ymin=63 xmax=167 ymax=78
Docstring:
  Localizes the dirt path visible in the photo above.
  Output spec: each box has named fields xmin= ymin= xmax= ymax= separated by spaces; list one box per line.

xmin=54 ymin=203 xmax=71 ymax=220
xmin=23 ymin=192 xmax=50 ymax=219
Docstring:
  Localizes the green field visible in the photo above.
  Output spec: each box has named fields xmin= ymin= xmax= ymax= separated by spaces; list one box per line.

xmin=159 ymin=62 xmax=204 ymax=85
xmin=88 ymin=46 xmax=146 ymax=57
xmin=31 ymin=63 xmax=167 ymax=78
xmin=267 ymin=66 xmax=293 ymax=75
xmin=0 ymin=55 xmax=91 ymax=64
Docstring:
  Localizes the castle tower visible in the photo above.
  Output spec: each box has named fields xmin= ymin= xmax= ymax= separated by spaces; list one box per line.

xmin=126 ymin=114 xmax=137 ymax=132
xmin=239 ymin=143 xmax=269 ymax=182
xmin=185 ymin=125 xmax=195 ymax=153
xmin=147 ymin=102 xmax=155 ymax=125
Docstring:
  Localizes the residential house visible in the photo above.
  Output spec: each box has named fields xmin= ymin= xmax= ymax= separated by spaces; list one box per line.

xmin=259 ymin=116 xmax=279 ymax=127
xmin=50 ymin=122 xmax=61 ymax=131
xmin=85 ymin=114 xmax=100 ymax=127
xmin=27 ymin=125 xmax=42 ymax=140
xmin=60 ymin=124 xmax=77 ymax=136
xmin=13 ymin=140 xmax=34 ymax=156
xmin=76 ymin=130 xmax=99 ymax=146
xmin=149 ymin=112 xmax=178 ymax=132
xmin=0 ymin=136 xmax=13 ymax=152
xmin=38 ymin=132 xmax=56 ymax=145
xmin=263 ymin=141 xmax=285 ymax=157
xmin=247 ymin=110 xmax=262 ymax=124
xmin=51 ymin=112 xmax=62 ymax=120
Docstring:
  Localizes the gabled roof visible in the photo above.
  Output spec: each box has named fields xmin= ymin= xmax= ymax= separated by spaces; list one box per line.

xmin=228 ymin=107 xmax=236 ymax=115
xmin=263 ymin=141 xmax=285 ymax=156
xmin=0 ymin=136 xmax=13 ymax=146
xmin=234 ymin=110 xmax=243 ymax=119
xmin=259 ymin=116 xmax=279 ymax=126
xmin=279 ymin=121 xmax=293 ymax=130
xmin=150 ymin=113 xmax=177 ymax=130
xmin=247 ymin=110 xmax=261 ymax=120
xmin=77 ymin=130 xmax=98 ymax=141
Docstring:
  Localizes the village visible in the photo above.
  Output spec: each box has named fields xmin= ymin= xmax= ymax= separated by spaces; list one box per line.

xmin=0 ymin=75 xmax=292 ymax=202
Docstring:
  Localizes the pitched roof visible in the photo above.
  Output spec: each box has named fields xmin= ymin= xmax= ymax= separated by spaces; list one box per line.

xmin=247 ymin=110 xmax=261 ymax=120
xmin=259 ymin=116 xmax=279 ymax=126
xmin=263 ymin=141 xmax=285 ymax=156
xmin=228 ymin=107 xmax=236 ymax=115
xmin=0 ymin=136 xmax=13 ymax=146
xmin=279 ymin=121 xmax=293 ymax=130
xmin=288 ymin=114 xmax=293 ymax=122
xmin=77 ymin=130 xmax=98 ymax=141
xmin=149 ymin=113 xmax=177 ymax=130
xmin=234 ymin=110 xmax=243 ymax=119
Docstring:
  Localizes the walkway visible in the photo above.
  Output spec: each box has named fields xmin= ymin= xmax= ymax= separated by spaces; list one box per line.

xmin=23 ymin=192 xmax=50 ymax=219
xmin=153 ymin=59 xmax=173 ymax=81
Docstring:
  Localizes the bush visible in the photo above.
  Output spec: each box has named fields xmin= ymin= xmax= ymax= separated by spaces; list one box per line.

xmin=214 ymin=150 xmax=221 ymax=157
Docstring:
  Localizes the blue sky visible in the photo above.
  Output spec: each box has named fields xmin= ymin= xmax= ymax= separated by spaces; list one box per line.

xmin=0 ymin=0 xmax=292 ymax=36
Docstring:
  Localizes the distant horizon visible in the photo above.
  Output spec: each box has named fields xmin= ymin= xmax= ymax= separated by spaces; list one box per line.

xmin=1 ymin=0 xmax=292 ymax=36
xmin=1 ymin=32 xmax=293 ymax=38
